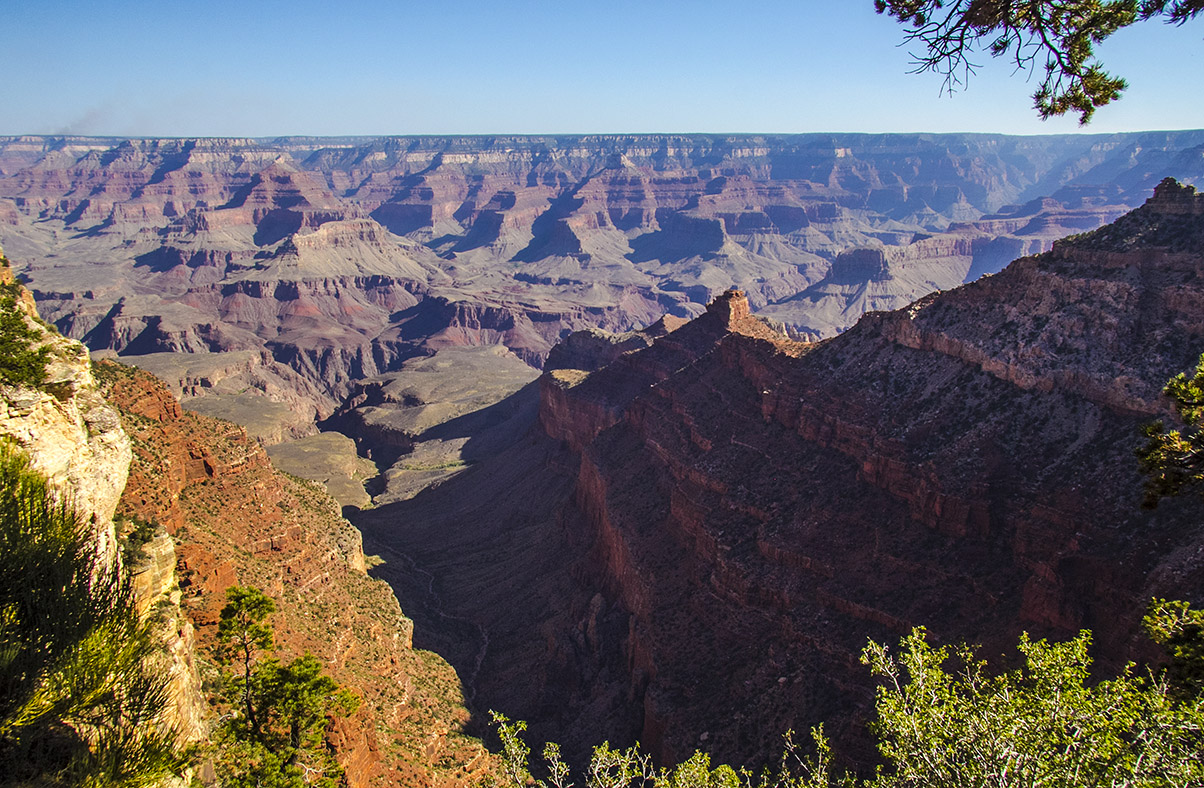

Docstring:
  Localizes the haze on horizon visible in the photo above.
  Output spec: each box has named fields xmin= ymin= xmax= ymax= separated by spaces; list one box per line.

xmin=5 ymin=0 xmax=1202 ymax=139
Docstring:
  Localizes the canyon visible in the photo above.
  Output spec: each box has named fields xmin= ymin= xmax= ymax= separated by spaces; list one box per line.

xmin=4 ymin=132 xmax=1203 ymax=513
xmin=3 ymin=132 xmax=1204 ymax=781
xmin=3 ymin=132 xmax=1204 ymax=420
xmin=0 ymin=255 xmax=490 ymax=787
xmin=353 ymin=179 xmax=1204 ymax=768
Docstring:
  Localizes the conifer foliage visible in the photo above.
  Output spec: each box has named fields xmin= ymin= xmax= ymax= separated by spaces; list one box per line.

xmin=213 ymin=586 xmax=359 ymax=788
xmin=0 ymin=257 xmax=49 ymax=389
xmin=1139 ymin=353 xmax=1204 ymax=506
xmin=0 ymin=440 xmax=186 ymax=787
xmin=875 ymin=0 xmax=1203 ymax=122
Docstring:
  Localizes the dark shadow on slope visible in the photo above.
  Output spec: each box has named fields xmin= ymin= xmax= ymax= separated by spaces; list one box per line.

xmin=253 ymin=209 xmax=304 ymax=246
xmin=347 ymin=384 xmax=643 ymax=763
xmin=453 ymin=210 xmax=503 ymax=252
xmin=512 ymin=196 xmax=585 ymax=262
xmin=367 ymin=153 xmax=447 ymax=235
xmin=371 ymin=202 xmax=434 ymax=236
xmin=134 ymin=247 xmax=189 ymax=273
xmin=626 ymin=211 xmax=725 ymax=263
xmin=413 ymin=380 xmax=540 ymax=460
xmin=143 ymin=139 xmax=197 ymax=191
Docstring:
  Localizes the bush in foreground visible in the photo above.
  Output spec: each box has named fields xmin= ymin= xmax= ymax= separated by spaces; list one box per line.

xmin=492 ymin=618 xmax=1204 ymax=788
xmin=0 ymin=440 xmax=186 ymax=787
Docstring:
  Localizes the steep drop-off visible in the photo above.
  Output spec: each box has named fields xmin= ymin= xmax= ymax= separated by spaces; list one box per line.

xmin=0 ymin=254 xmax=207 ymax=765
xmin=354 ymin=179 xmax=1204 ymax=769
xmin=2 ymin=250 xmax=496 ymax=785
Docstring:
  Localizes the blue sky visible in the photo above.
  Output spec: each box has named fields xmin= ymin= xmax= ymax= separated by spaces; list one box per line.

xmin=3 ymin=0 xmax=1200 ymax=137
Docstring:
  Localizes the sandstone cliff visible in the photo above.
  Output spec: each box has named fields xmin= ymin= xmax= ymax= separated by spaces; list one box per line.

xmin=0 ymin=260 xmax=129 ymax=557
xmin=353 ymin=180 xmax=1204 ymax=769
xmin=0 ymin=254 xmax=207 ymax=764
xmin=1 ymin=254 xmax=492 ymax=785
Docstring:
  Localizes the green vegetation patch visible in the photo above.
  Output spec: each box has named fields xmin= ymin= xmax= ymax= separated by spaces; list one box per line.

xmin=0 ymin=264 xmax=50 ymax=388
xmin=0 ymin=439 xmax=189 ymax=785
xmin=494 ymin=613 xmax=1204 ymax=788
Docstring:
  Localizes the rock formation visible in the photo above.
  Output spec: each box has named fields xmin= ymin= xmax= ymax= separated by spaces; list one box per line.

xmin=0 ymin=260 xmax=130 ymax=556
xmin=0 ymin=252 xmax=207 ymax=762
xmin=1 ymin=252 xmax=491 ymax=785
xmin=353 ymin=180 xmax=1204 ymax=769
xmin=2 ymin=132 xmax=1202 ymax=425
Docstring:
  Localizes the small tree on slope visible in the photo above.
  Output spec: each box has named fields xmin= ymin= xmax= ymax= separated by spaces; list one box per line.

xmin=1138 ymin=352 xmax=1204 ymax=507
xmin=214 ymin=586 xmax=359 ymax=788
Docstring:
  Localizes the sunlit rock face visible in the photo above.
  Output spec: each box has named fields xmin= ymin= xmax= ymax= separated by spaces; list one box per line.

xmin=0 ymin=261 xmax=207 ymax=760
xmin=2 ymin=132 xmax=1202 ymax=417
xmin=0 ymin=260 xmax=130 ymax=560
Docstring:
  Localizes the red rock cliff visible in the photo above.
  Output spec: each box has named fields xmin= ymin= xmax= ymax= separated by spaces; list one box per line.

xmin=531 ymin=183 xmax=1204 ymax=765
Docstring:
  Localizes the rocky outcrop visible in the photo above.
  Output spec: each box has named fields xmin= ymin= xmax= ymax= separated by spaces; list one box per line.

xmin=130 ymin=528 xmax=209 ymax=751
xmin=536 ymin=184 xmax=1204 ymax=764
xmin=543 ymin=315 xmax=688 ymax=373
xmin=0 ymin=256 xmax=207 ymax=767
xmin=0 ymin=264 xmax=130 ymax=556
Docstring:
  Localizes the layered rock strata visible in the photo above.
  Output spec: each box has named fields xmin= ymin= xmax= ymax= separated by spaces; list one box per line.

xmin=355 ymin=180 xmax=1204 ymax=769
xmin=0 ymin=256 xmax=206 ymax=761
xmin=101 ymin=363 xmax=492 ymax=787
xmin=0 ymin=261 xmax=130 ymax=555
xmin=3 ymin=132 xmax=1202 ymax=417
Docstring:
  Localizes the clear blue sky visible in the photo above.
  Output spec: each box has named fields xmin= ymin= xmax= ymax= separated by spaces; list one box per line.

xmin=2 ymin=0 xmax=1200 ymax=137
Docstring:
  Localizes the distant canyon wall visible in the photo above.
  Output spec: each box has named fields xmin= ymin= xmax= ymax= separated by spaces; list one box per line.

xmin=2 ymin=132 xmax=1202 ymax=418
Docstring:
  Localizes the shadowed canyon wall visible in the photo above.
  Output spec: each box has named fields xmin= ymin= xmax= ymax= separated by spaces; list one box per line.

xmin=353 ymin=180 xmax=1204 ymax=769
xmin=7 ymin=132 xmax=1204 ymax=778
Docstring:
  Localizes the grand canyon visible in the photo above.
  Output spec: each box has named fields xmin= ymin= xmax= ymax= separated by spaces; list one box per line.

xmin=2 ymin=132 xmax=1204 ymax=785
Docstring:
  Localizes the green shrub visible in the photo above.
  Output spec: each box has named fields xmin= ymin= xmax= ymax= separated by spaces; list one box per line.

xmin=0 ymin=439 xmax=188 ymax=786
xmin=0 ymin=263 xmax=50 ymax=388
xmin=211 ymin=586 xmax=360 ymax=788
xmin=491 ymin=619 xmax=1204 ymax=788
xmin=116 ymin=515 xmax=162 ymax=570
xmin=1139 ymin=353 xmax=1204 ymax=506
xmin=862 ymin=627 xmax=1204 ymax=788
